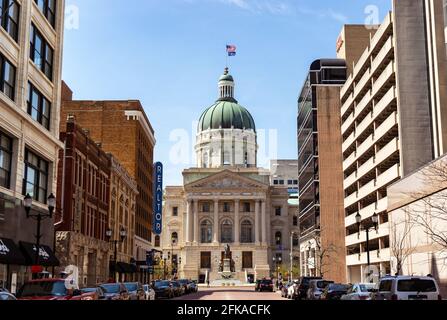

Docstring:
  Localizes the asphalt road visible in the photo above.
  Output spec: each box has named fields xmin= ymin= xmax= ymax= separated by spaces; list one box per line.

xmin=173 ymin=287 xmax=287 ymax=300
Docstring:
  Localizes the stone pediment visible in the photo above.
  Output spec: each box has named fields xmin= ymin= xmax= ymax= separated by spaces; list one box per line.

xmin=185 ymin=170 xmax=268 ymax=191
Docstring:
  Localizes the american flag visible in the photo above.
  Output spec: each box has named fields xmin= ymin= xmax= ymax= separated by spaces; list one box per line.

xmin=226 ymin=44 xmax=237 ymax=56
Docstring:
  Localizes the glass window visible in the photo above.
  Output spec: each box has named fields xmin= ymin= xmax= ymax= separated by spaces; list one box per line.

xmin=275 ymin=207 xmax=282 ymax=216
xmin=221 ymin=219 xmax=233 ymax=243
xmin=275 ymin=232 xmax=282 ymax=246
xmin=397 ymin=279 xmax=437 ymax=292
xmin=240 ymin=220 xmax=253 ymax=243
xmin=23 ymin=149 xmax=49 ymax=203
xmin=200 ymin=220 xmax=212 ymax=244
xmin=30 ymin=24 xmax=54 ymax=81
xmin=243 ymin=202 xmax=251 ymax=212
xmin=0 ymin=52 xmax=16 ymax=100
xmin=27 ymin=82 xmax=51 ymax=130
xmin=34 ymin=0 xmax=56 ymax=27
xmin=0 ymin=131 xmax=13 ymax=189
xmin=379 ymin=280 xmax=392 ymax=292
xmin=154 ymin=235 xmax=160 ymax=247
xmin=0 ymin=0 xmax=20 ymax=41
xmin=202 ymin=202 xmax=210 ymax=213
xmin=223 ymin=202 xmax=230 ymax=212
xmin=172 ymin=207 xmax=178 ymax=216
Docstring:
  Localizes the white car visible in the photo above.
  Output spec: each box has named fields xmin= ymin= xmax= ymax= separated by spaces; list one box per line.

xmin=374 ymin=275 xmax=442 ymax=301
xmin=143 ymin=284 xmax=156 ymax=301
xmin=287 ymin=281 xmax=299 ymax=299
xmin=341 ymin=283 xmax=376 ymax=300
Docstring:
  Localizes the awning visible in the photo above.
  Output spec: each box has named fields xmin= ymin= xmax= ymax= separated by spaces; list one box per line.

xmin=0 ymin=238 xmax=26 ymax=265
xmin=109 ymin=261 xmax=137 ymax=274
xmin=19 ymin=242 xmax=60 ymax=267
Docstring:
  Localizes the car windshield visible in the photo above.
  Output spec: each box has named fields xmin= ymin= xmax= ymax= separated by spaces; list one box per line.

xmin=315 ymin=281 xmax=332 ymax=289
xmin=397 ymin=279 xmax=437 ymax=292
xmin=261 ymin=280 xmax=272 ymax=285
xmin=17 ymin=281 xmax=67 ymax=297
xmin=124 ymin=283 xmax=138 ymax=291
xmin=154 ymin=281 xmax=170 ymax=288
xmin=101 ymin=284 xmax=121 ymax=293
xmin=329 ymin=284 xmax=348 ymax=291
xmin=171 ymin=282 xmax=180 ymax=287
xmin=81 ymin=288 xmax=96 ymax=293
xmin=359 ymin=284 xmax=376 ymax=292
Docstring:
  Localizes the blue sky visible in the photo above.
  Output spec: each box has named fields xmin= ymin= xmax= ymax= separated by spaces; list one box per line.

xmin=62 ymin=0 xmax=391 ymax=186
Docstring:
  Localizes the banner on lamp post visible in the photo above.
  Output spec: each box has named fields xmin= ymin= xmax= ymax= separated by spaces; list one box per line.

xmin=153 ymin=162 xmax=163 ymax=235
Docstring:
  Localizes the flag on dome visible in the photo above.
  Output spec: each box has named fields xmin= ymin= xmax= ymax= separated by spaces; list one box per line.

xmin=226 ymin=44 xmax=237 ymax=56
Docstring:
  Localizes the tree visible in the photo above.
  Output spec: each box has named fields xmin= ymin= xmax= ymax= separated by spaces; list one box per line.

xmin=406 ymin=160 xmax=447 ymax=251
xmin=305 ymin=232 xmax=339 ymax=278
xmin=390 ymin=210 xmax=416 ymax=275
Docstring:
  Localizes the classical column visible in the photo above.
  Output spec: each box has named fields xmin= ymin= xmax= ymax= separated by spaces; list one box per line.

xmin=234 ymin=199 xmax=240 ymax=244
xmin=261 ymin=200 xmax=267 ymax=245
xmin=193 ymin=200 xmax=199 ymax=244
xmin=186 ymin=199 xmax=192 ymax=243
xmin=213 ymin=199 xmax=219 ymax=243
xmin=255 ymin=200 xmax=260 ymax=244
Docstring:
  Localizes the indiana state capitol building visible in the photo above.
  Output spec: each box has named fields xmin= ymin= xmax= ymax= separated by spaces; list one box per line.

xmin=161 ymin=68 xmax=298 ymax=284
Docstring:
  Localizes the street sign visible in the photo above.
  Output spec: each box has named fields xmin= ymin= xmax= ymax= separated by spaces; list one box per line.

xmin=153 ymin=162 xmax=163 ymax=235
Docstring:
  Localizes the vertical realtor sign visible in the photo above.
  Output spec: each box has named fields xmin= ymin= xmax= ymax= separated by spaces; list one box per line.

xmin=153 ymin=162 xmax=163 ymax=235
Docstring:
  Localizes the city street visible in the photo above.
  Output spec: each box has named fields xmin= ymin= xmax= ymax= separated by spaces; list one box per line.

xmin=173 ymin=287 xmax=287 ymax=301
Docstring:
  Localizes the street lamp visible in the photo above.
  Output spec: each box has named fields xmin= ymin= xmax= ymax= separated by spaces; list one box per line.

xmin=289 ymin=232 xmax=298 ymax=282
xmin=23 ymin=193 xmax=56 ymax=275
xmin=106 ymin=227 xmax=127 ymax=281
xmin=272 ymin=256 xmax=282 ymax=288
xmin=356 ymin=212 xmax=379 ymax=279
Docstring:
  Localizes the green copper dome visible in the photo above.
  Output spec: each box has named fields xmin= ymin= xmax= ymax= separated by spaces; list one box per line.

xmin=198 ymin=101 xmax=256 ymax=132
xmin=219 ymin=74 xmax=234 ymax=82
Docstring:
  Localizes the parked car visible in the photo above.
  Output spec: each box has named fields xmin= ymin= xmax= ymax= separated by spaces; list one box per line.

xmin=287 ymin=281 xmax=300 ymax=299
xmin=153 ymin=280 xmax=175 ymax=299
xmin=0 ymin=292 xmax=17 ymax=300
xmin=99 ymin=283 xmax=130 ymax=300
xmin=16 ymin=279 xmax=87 ymax=300
xmin=296 ymin=277 xmax=323 ymax=300
xmin=188 ymin=280 xmax=199 ymax=293
xmin=374 ymin=276 xmax=442 ymax=301
xmin=341 ymin=283 xmax=377 ymax=300
xmin=255 ymin=279 xmax=274 ymax=292
xmin=178 ymin=279 xmax=191 ymax=294
xmin=280 ymin=282 xmax=291 ymax=298
xmin=123 ymin=282 xmax=145 ymax=300
xmin=142 ymin=284 xmax=155 ymax=300
xmin=306 ymin=280 xmax=334 ymax=300
xmin=81 ymin=287 xmax=107 ymax=300
xmin=171 ymin=281 xmax=185 ymax=297
xmin=320 ymin=283 xmax=350 ymax=300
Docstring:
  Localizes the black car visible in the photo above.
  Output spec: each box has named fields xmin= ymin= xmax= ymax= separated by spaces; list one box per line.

xmin=256 ymin=279 xmax=274 ymax=292
xmin=153 ymin=280 xmax=174 ymax=299
xmin=171 ymin=281 xmax=185 ymax=297
xmin=321 ymin=283 xmax=350 ymax=300
xmin=188 ymin=280 xmax=199 ymax=293
xmin=178 ymin=279 xmax=191 ymax=294
xmin=297 ymin=277 xmax=323 ymax=300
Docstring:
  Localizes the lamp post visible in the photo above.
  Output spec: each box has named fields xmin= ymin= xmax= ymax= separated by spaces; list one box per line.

xmin=356 ymin=212 xmax=379 ymax=281
xmin=272 ymin=256 xmax=282 ymax=288
xmin=171 ymin=237 xmax=177 ymax=278
xmin=23 ymin=193 xmax=56 ymax=277
xmin=106 ymin=227 xmax=127 ymax=282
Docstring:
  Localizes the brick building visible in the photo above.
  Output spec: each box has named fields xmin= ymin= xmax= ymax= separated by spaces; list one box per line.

xmin=60 ymin=83 xmax=156 ymax=266
xmin=55 ymin=116 xmax=111 ymax=286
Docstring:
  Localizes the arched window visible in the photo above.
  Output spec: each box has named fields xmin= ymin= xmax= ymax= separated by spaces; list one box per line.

xmin=275 ymin=232 xmax=282 ymax=246
xmin=154 ymin=235 xmax=160 ymax=247
xmin=240 ymin=220 xmax=253 ymax=243
xmin=171 ymin=232 xmax=178 ymax=245
xmin=200 ymin=220 xmax=213 ymax=243
xmin=221 ymin=219 xmax=233 ymax=243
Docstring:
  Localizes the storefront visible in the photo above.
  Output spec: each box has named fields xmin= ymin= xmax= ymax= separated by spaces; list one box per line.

xmin=0 ymin=238 xmax=27 ymax=293
xmin=109 ymin=261 xmax=137 ymax=282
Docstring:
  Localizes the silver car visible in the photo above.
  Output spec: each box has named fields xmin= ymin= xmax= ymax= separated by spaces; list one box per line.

xmin=306 ymin=280 xmax=334 ymax=300
xmin=341 ymin=283 xmax=376 ymax=300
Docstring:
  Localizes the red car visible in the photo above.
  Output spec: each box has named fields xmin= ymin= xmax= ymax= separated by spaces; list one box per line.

xmin=16 ymin=279 xmax=94 ymax=301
